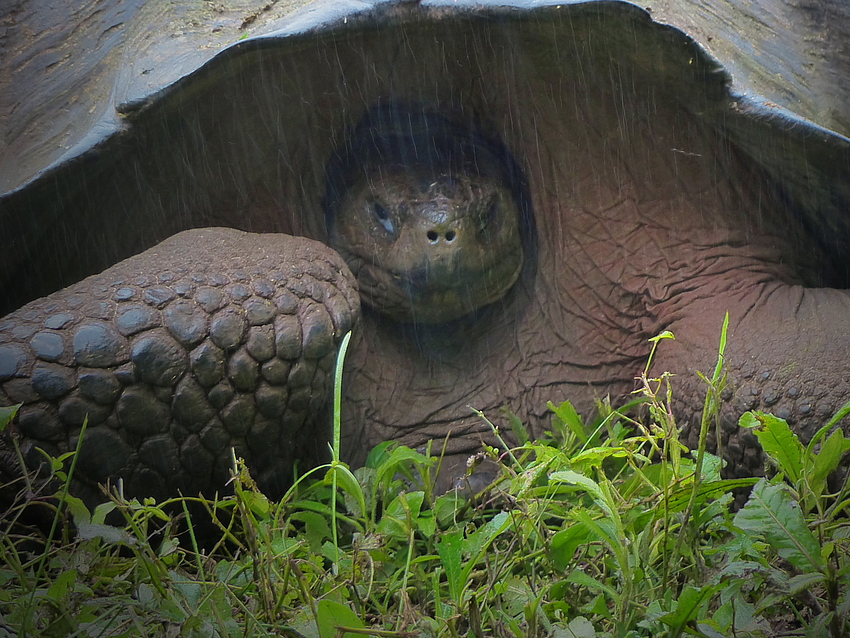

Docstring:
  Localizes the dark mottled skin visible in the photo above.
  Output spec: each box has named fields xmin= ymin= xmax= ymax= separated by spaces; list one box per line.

xmin=0 ymin=228 xmax=359 ymax=502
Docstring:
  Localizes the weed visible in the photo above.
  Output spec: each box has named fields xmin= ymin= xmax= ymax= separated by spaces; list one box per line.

xmin=1 ymin=324 xmax=848 ymax=637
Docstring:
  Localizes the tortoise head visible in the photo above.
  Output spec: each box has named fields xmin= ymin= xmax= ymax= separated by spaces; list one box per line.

xmin=325 ymin=104 xmax=530 ymax=324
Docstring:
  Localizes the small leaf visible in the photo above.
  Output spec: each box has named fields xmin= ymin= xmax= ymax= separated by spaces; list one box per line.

xmin=548 ymin=401 xmax=586 ymax=443
xmin=91 ymin=501 xmax=118 ymax=526
xmin=374 ymin=446 xmax=433 ymax=487
xmin=325 ymin=463 xmax=366 ymax=518
xmin=77 ymin=523 xmax=137 ymax=545
xmin=434 ymin=491 xmax=465 ymax=526
xmin=416 ymin=510 xmax=437 ymax=537
xmin=550 ymin=523 xmax=592 ymax=572
xmin=46 ymin=569 xmax=77 ymax=602
xmin=316 ymin=599 xmax=364 ymax=638
xmin=549 ymin=471 xmax=614 ymax=518
xmin=567 ymin=568 xmax=619 ymax=604
xmin=270 ymin=536 xmax=304 ymax=556
xmin=569 ymin=447 xmax=630 ymax=470
xmin=552 ymin=616 xmax=597 ymax=638
xmin=740 ymin=412 xmax=804 ymax=484
xmin=291 ymin=511 xmax=332 ymax=551
xmin=0 ymin=404 xmax=21 ymax=430
xmin=656 ymin=584 xmax=718 ymax=629
xmin=365 ymin=441 xmax=394 ymax=469
xmin=733 ymin=478 xmax=824 ymax=573
xmin=239 ymin=490 xmax=271 ymax=518
xmin=376 ymin=491 xmax=424 ymax=538
xmin=788 ymin=572 xmax=826 ymax=594
xmin=463 ymin=511 xmax=511 ymax=559
xmin=63 ymin=494 xmax=92 ymax=526
xmin=504 ymin=408 xmax=530 ymax=445
xmin=664 ymin=478 xmax=758 ymax=513
xmin=701 ymin=452 xmax=723 ymax=481
xmin=648 ymin=330 xmax=675 ymax=344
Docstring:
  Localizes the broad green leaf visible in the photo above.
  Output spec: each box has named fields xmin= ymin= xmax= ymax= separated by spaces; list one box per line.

xmin=550 ymin=471 xmax=614 ymax=519
xmin=740 ymin=412 xmax=804 ymax=483
xmin=325 ymin=463 xmax=366 ymax=518
xmin=552 ymin=616 xmax=597 ymax=638
xmin=434 ymin=490 xmax=465 ymax=526
xmin=91 ymin=501 xmax=117 ymax=526
xmin=811 ymin=428 xmax=850 ymax=492
xmin=568 ymin=447 xmax=630 ymax=470
xmin=581 ymin=593 xmax=612 ymax=619
xmin=173 ymin=575 xmax=202 ymax=608
xmin=63 ymin=494 xmax=92 ymax=526
xmin=656 ymin=584 xmax=718 ymax=629
xmin=289 ymin=608 xmax=321 ymax=638
xmin=437 ymin=531 xmax=464 ymax=602
xmin=571 ymin=509 xmax=621 ymax=556
xmin=733 ymin=479 xmax=824 ymax=572
xmin=549 ymin=470 xmax=603 ymax=499
xmin=381 ymin=490 xmax=424 ymax=522
xmin=401 ymin=490 xmax=424 ymax=518
xmin=664 ymin=478 xmax=758 ymax=513
xmin=464 ymin=511 xmax=511 ymax=559
xmin=316 ymin=599 xmax=364 ymax=638
xmin=375 ymin=513 xmax=407 ymax=538
xmin=46 ymin=569 xmax=77 ymax=602
xmin=701 ymin=452 xmax=723 ymax=481
xmin=365 ymin=441 xmax=394 ymax=468
xmin=270 ymin=536 xmax=304 ymax=556
xmin=550 ymin=523 xmax=593 ymax=572
xmin=416 ymin=510 xmax=437 ymax=537
xmin=566 ymin=568 xmax=619 ymax=604
xmin=239 ymin=490 xmax=271 ymax=518
xmin=376 ymin=491 xmax=424 ymax=538
xmin=321 ymin=541 xmax=343 ymax=564
xmin=291 ymin=511 xmax=332 ymax=551
xmin=375 ymin=446 xmax=433 ymax=486
xmin=499 ymin=576 xmax=535 ymax=616
xmin=788 ymin=572 xmax=826 ymax=594
xmin=548 ymin=400 xmax=586 ymax=442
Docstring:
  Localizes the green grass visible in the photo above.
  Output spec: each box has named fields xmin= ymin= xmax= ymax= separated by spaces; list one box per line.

xmin=1 ymin=324 xmax=850 ymax=638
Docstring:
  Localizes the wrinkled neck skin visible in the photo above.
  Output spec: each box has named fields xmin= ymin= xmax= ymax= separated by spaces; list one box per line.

xmin=339 ymin=85 xmax=843 ymax=474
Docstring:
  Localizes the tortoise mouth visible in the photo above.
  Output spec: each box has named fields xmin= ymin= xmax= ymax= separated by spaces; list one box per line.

xmin=350 ymin=248 xmax=524 ymax=323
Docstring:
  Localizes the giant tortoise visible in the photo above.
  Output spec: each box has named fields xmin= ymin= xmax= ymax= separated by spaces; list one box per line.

xmin=1 ymin=0 xmax=849 ymax=504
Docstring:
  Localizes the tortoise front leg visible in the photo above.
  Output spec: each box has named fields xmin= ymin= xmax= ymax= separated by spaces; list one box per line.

xmin=0 ymin=228 xmax=360 ymax=504
xmin=653 ymin=282 xmax=850 ymax=478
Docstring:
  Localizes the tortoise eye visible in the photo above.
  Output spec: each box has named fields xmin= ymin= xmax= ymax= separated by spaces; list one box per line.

xmin=372 ymin=202 xmax=395 ymax=234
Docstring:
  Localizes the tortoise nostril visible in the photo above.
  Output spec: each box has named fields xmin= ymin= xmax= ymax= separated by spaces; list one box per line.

xmin=427 ymin=229 xmax=457 ymax=244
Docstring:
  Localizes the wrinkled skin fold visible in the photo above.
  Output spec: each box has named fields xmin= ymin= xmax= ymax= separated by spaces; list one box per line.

xmin=1 ymin=5 xmax=848 ymax=501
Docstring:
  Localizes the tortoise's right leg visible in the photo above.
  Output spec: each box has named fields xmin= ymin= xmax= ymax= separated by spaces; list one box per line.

xmin=0 ymin=227 xmax=360 ymax=504
xmin=652 ymin=282 xmax=850 ymax=481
